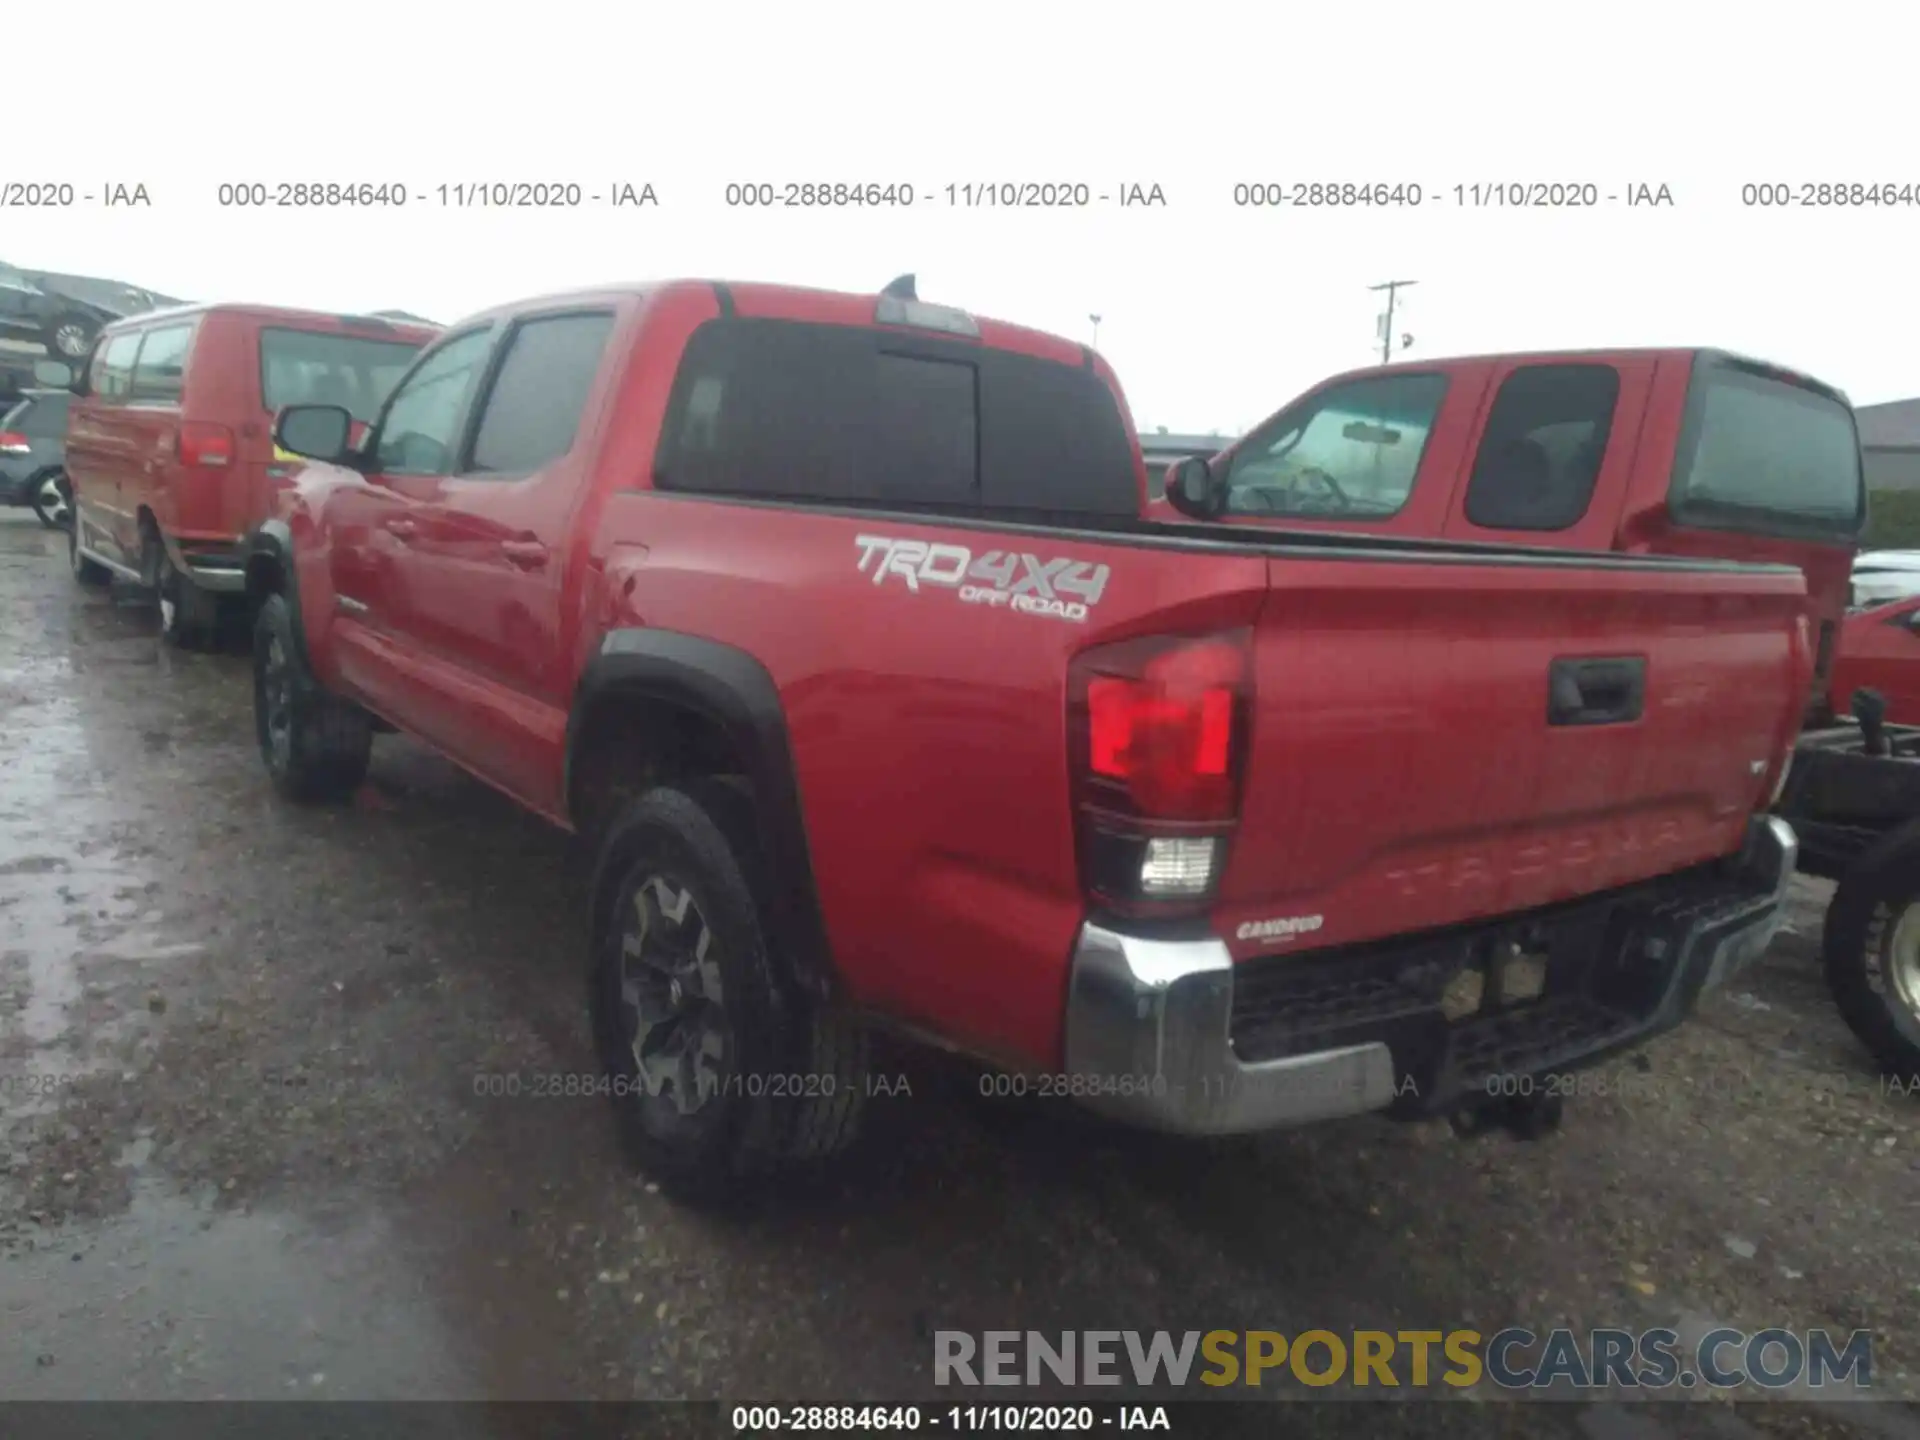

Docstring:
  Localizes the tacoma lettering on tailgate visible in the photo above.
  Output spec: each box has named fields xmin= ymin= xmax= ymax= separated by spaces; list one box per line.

xmin=854 ymin=535 xmax=1110 ymax=623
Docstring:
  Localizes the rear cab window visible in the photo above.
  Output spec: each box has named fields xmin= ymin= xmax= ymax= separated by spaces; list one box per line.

xmin=1669 ymin=354 xmax=1866 ymax=543
xmin=260 ymin=327 xmax=429 ymax=425
xmin=653 ymin=317 xmax=1139 ymax=517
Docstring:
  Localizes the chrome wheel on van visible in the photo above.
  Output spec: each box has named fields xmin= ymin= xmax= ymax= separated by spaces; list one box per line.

xmin=49 ymin=319 xmax=94 ymax=358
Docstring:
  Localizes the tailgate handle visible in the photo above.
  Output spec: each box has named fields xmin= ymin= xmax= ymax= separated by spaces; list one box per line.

xmin=1547 ymin=657 xmax=1645 ymax=727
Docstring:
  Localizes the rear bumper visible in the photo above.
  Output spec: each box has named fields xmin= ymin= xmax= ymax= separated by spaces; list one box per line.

xmin=161 ymin=532 xmax=248 ymax=593
xmin=1060 ymin=816 xmax=1798 ymax=1136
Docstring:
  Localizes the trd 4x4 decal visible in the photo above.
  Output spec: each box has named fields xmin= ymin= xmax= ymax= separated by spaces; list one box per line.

xmin=854 ymin=535 xmax=1111 ymax=623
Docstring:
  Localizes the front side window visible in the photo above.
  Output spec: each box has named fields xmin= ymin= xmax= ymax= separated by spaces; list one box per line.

xmin=1224 ymin=372 xmax=1449 ymax=519
xmin=92 ymin=331 xmax=143 ymax=401
xmin=130 ymin=323 xmax=195 ymax=403
xmin=369 ymin=329 xmax=493 ymax=477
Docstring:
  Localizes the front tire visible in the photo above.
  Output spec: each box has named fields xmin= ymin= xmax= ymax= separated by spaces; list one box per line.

xmin=590 ymin=782 xmax=868 ymax=1201
xmin=1824 ymin=822 xmax=1920 ymax=1082
xmin=68 ymin=516 xmax=110 ymax=585
xmin=252 ymin=592 xmax=373 ymax=802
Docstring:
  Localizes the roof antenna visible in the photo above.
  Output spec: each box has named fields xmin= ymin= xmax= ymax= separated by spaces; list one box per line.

xmin=881 ymin=274 xmax=917 ymax=300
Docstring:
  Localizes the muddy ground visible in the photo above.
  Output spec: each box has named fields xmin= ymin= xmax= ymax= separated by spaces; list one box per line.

xmin=0 ymin=510 xmax=1916 ymax=1438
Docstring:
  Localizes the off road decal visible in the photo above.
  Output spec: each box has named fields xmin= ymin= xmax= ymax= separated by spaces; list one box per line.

xmin=853 ymin=535 xmax=1110 ymax=623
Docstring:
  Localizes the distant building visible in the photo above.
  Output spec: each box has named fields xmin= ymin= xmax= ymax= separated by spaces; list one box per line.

xmin=1857 ymin=398 xmax=1920 ymax=493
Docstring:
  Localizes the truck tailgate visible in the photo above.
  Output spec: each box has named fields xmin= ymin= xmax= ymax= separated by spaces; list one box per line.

xmin=1217 ymin=553 xmax=1809 ymax=956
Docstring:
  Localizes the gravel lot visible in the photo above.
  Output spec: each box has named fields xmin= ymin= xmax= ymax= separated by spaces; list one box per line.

xmin=0 ymin=510 xmax=1916 ymax=1438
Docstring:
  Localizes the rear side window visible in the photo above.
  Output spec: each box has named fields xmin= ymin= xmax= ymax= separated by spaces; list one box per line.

xmin=12 ymin=393 xmax=70 ymax=436
xmin=468 ymin=312 xmax=615 ymax=475
xmin=92 ymin=331 xmax=142 ymax=400
xmin=260 ymin=327 xmax=427 ymax=424
xmin=654 ymin=318 xmax=1138 ymax=515
xmin=1671 ymin=358 xmax=1866 ymax=541
xmin=130 ymin=323 xmax=194 ymax=403
xmin=1464 ymin=364 xmax=1620 ymax=531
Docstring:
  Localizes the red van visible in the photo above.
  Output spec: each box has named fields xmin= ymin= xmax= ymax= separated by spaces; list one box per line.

xmin=64 ymin=304 xmax=437 ymax=646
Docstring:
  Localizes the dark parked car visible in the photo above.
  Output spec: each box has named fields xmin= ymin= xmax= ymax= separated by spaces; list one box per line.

xmin=0 ymin=388 xmax=72 ymax=528
xmin=0 ymin=264 xmax=155 ymax=363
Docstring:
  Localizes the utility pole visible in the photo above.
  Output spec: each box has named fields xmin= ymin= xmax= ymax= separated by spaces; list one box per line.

xmin=1089 ymin=313 xmax=1102 ymax=349
xmin=1368 ymin=280 xmax=1416 ymax=363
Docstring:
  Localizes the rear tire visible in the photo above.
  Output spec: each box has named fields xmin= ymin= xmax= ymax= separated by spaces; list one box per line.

xmin=30 ymin=471 xmax=70 ymax=530
xmin=589 ymin=781 xmax=868 ymax=1202
xmin=68 ymin=516 xmax=109 ymax=585
xmin=153 ymin=538 xmax=221 ymax=650
xmin=1823 ymin=822 xmax=1920 ymax=1083
xmin=44 ymin=311 xmax=99 ymax=360
xmin=252 ymin=592 xmax=373 ymax=803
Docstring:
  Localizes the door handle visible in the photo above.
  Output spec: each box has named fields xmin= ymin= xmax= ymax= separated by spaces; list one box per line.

xmin=499 ymin=539 xmax=549 ymax=570
xmin=384 ymin=517 xmax=419 ymax=541
xmin=1547 ymin=657 xmax=1646 ymax=727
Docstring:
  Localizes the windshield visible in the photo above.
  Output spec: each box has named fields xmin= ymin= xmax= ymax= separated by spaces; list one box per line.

xmin=260 ymin=327 xmax=426 ymax=425
xmin=1670 ymin=357 xmax=1865 ymax=542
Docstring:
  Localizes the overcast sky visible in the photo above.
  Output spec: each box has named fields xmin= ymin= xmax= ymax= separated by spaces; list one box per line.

xmin=8 ymin=0 xmax=1918 ymax=433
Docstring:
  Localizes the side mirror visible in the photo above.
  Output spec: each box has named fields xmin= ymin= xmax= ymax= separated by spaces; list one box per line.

xmin=1162 ymin=455 xmax=1225 ymax=519
xmin=274 ymin=404 xmax=355 ymax=463
xmin=31 ymin=359 xmax=73 ymax=389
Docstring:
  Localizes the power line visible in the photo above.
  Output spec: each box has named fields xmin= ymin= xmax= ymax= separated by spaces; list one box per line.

xmin=1368 ymin=279 xmax=1416 ymax=364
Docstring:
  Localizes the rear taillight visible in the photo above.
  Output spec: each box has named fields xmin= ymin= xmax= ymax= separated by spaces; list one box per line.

xmin=177 ymin=422 xmax=235 ymax=468
xmin=0 ymin=431 xmax=30 ymax=454
xmin=1068 ymin=630 xmax=1251 ymax=915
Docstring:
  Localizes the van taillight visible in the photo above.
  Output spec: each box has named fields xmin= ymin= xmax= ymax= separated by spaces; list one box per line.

xmin=0 ymin=430 xmax=29 ymax=455
xmin=1068 ymin=631 xmax=1251 ymax=915
xmin=177 ymin=422 xmax=235 ymax=468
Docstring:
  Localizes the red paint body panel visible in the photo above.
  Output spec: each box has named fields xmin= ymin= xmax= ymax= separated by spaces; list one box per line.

xmin=1180 ymin=349 xmax=1861 ymax=718
xmin=278 ymin=283 xmax=1811 ymax=1072
xmin=1828 ymin=597 xmax=1920 ymax=723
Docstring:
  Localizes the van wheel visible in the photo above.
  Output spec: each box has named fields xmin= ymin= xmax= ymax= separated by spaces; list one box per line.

xmin=1824 ymin=822 xmax=1920 ymax=1083
xmin=31 ymin=472 xmax=71 ymax=530
xmin=151 ymin=537 xmax=221 ymax=650
xmin=68 ymin=519 xmax=109 ymax=585
xmin=590 ymin=782 xmax=868 ymax=1202
xmin=252 ymin=592 xmax=372 ymax=802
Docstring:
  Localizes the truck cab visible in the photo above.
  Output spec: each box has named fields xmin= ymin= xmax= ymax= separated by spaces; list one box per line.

xmin=1155 ymin=349 xmax=1867 ymax=721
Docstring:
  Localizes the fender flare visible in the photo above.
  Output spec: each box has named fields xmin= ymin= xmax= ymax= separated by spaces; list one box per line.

xmin=242 ymin=519 xmax=311 ymax=668
xmin=569 ymin=629 xmax=835 ymax=998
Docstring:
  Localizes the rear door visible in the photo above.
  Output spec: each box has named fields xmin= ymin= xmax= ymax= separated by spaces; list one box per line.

xmin=67 ymin=329 xmax=146 ymax=566
xmin=121 ymin=320 xmax=196 ymax=551
xmin=1440 ymin=357 xmax=1655 ymax=549
xmin=385 ymin=308 xmax=618 ymax=806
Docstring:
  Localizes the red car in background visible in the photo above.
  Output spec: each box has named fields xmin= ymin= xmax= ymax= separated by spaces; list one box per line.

xmin=1828 ymin=595 xmax=1920 ymax=723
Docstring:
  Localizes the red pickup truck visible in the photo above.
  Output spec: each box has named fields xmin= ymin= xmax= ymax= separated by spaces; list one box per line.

xmin=248 ymin=278 xmax=1807 ymax=1197
xmin=1151 ymin=349 xmax=1865 ymax=724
